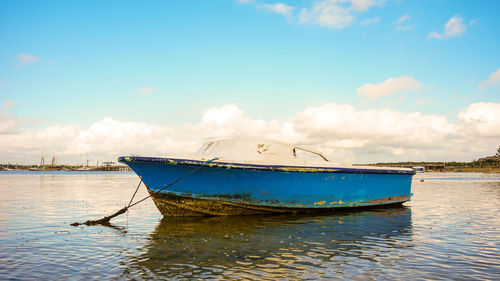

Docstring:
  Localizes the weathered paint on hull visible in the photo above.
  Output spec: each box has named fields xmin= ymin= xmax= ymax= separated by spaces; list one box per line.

xmin=149 ymin=192 xmax=410 ymax=216
xmin=119 ymin=156 xmax=414 ymax=216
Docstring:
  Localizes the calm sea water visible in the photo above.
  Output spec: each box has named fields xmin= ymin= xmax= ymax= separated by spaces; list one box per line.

xmin=0 ymin=171 xmax=498 ymax=280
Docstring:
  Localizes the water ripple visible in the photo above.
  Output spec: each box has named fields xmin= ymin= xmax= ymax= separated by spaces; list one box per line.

xmin=0 ymin=172 xmax=499 ymax=280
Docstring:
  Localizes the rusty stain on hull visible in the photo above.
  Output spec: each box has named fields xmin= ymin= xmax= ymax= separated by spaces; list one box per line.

xmin=361 ymin=195 xmax=409 ymax=204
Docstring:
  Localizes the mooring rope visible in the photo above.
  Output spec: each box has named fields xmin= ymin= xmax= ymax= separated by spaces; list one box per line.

xmin=71 ymin=157 xmax=219 ymax=227
xmin=127 ymin=180 xmax=142 ymax=208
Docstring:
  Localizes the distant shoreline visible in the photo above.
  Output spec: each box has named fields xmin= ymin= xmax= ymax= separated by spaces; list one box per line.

xmin=0 ymin=165 xmax=130 ymax=172
xmin=438 ymin=167 xmax=500 ymax=173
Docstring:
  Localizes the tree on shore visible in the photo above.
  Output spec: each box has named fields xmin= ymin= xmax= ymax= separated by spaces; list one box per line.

xmin=496 ymin=145 xmax=500 ymax=157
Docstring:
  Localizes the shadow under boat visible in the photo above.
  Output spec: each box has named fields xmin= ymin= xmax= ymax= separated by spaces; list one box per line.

xmin=120 ymin=205 xmax=413 ymax=279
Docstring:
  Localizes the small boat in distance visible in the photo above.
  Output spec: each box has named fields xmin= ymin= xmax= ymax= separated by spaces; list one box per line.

xmin=119 ymin=139 xmax=415 ymax=216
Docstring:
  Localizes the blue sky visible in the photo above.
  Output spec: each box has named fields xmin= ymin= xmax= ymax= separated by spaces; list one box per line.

xmin=0 ymin=0 xmax=499 ymax=164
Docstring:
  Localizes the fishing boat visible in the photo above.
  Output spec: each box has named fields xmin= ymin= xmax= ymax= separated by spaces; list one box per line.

xmin=118 ymin=139 xmax=415 ymax=216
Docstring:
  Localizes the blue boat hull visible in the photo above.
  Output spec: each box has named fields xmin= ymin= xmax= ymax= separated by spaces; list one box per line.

xmin=119 ymin=156 xmax=414 ymax=216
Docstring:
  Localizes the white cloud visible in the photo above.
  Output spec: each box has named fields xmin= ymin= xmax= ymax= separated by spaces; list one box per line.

xmin=14 ymin=53 xmax=41 ymax=68
xmin=443 ymin=15 xmax=466 ymax=36
xmin=2 ymin=99 xmax=16 ymax=109
xmin=298 ymin=1 xmax=353 ymax=29
xmin=241 ymin=0 xmax=381 ymax=28
xmin=290 ymin=104 xmax=456 ymax=147
xmin=396 ymin=25 xmax=414 ymax=31
xmin=396 ymin=14 xmax=409 ymax=24
xmin=1 ymin=100 xmax=499 ymax=164
xmin=395 ymin=13 xmax=414 ymax=31
xmin=357 ymin=76 xmax=423 ymax=102
xmin=298 ymin=0 xmax=381 ymax=29
xmin=359 ymin=17 xmax=379 ymax=25
xmin=458 ymin=102 xmax=500 ymax=137
xmin=16 ymin=54 xmax=40 ymax=63
xmin=478 ymin=68 xmax=500 ymax=89
xmin=201 ymin=104 xmax=244 ymax=126
xmin=428 ymin=15 xmax=466 ymax=39
xmin=136 ymin=87 xmax=158 ymax=96
xmin=258 ymin=3 xmax=295 ymax=18
xmin=0 ymin=100 xmax=25 ymax=134
xmin=350 ymin=0 xmax=377 ymax=12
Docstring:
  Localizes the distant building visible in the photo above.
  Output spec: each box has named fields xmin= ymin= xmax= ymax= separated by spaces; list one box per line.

xmin=477 ymin=156 xmax=500 ymax=168
xmin=372 ymin=162 xmax=445 ymax=171
xmin=423 ymin=163 xmax=446 ymax=171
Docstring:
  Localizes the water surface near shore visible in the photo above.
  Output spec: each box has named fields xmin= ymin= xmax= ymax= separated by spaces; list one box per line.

xmin=0 ymin=171 xmax=498 ymax=280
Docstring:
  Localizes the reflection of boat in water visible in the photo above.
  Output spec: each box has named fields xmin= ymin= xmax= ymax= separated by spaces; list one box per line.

xmin=119 ymin=139 xmax=415 ymax=216
xmin=121 ymin=207 xmax=413 ymax=279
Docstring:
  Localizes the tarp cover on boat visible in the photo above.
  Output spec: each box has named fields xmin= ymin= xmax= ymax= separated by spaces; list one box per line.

xmin=195 ymin=138 xmax=328 ymax=165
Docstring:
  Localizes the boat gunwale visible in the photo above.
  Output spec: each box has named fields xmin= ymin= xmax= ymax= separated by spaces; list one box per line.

xmin=118 ymin=156 xmax=416 ymax=175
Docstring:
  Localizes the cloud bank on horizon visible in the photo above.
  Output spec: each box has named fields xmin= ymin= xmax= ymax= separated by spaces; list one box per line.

xmin=1 ymin=100 xmax=499 ymax=165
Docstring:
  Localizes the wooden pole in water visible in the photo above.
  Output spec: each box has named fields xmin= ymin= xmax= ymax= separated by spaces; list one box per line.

xmin=71 ymin=207 xmax=128 ymax=226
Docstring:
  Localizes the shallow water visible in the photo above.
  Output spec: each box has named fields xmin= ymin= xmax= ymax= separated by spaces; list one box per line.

xmin=0 ymin=171 xmax=498 ymax=280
